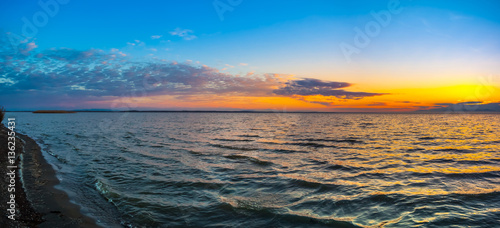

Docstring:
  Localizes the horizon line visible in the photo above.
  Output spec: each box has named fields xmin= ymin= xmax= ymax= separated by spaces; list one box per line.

xmin=5 ymin=110 xmax=500 ymax=114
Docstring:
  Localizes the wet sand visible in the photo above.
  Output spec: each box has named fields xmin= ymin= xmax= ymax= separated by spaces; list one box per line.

xmin=0 ymin=124 xmax=99 ymax=227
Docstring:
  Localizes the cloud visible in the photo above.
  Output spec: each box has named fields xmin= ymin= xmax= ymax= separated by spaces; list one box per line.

xmin=151 ymin=35 xmax=162 ymax=39
xmin=420 ymin=102 xmax=500 ymax=112
xmin=23 ymin=42 xmax=38 ymax=53
xmin=1 ymin=33 xmax=38 ymax=56
xmin=449 ymin=13 xmax=472 ymax=21
xmin=273 ymin=78 xmax=386 ymax=99
xmin=126 ymin=40 xmax=145 ymax=47
xmin=169 ymin=28 xmax=197 ymax=40
xmin=0 ymin=47 xmax=292 ymax=108
xmin=239 ymin=63 xmax=248 ymax=66
xmin=0 ymin=36 xmax=387 ymax=109
xmin=366 ymin=102 xmax=387 ymax=106
xmin=293 ymin=96 xmax=334 ymax=106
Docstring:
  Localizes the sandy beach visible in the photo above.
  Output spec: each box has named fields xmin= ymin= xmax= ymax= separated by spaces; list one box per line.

xmin=0 ymin=124 xmax=98 ymax=227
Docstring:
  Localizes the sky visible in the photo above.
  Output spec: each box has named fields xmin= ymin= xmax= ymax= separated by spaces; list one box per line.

xmin=1 ymin=0 xmax=500 ymax=111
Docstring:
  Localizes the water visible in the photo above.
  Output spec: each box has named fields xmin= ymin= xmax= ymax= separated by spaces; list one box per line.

xmin=6 ymin=112 xmax=500 ymax=227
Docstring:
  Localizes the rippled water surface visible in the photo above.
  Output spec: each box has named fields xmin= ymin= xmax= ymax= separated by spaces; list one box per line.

xmin=9 ymin=112 xmax=500 ymax=227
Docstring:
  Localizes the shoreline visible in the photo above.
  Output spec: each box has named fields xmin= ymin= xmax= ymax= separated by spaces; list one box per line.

xmin=0 ymin=124 xmax=99 ymax=227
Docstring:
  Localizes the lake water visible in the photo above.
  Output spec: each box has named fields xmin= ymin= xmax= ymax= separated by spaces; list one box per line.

xmin=7 ymin=112 xmax=500 ymax=227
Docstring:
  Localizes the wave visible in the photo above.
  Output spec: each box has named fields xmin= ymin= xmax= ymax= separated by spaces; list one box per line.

xmin=217 ymin=196 xmax=361 ymax=227
xmin=350 ymin=169 xmax=500 ymax=180
xmin=214 ymin=138 xmax=254 ymax=142
xmin=210 ymin=143 xmax=259 ymax=151
xmin=223 ymin=154 xmax=273 ymax=166
xmin=288 ymin=142 xmax=336 ymax=148
xmin=294 ymin=138 xmax=364 ymax=145
xmin=326 ymin=164 xmax=357 ymax=172
xmin=149 ymin=144 xmax=165 ymax=148
xmin=164 ymin=179 xmax=228 ymax=190
xmin=237 ymin=134 xmax=261 ymax=138
xmin=45 ymin=149 xmax=69 ymax=164
xmin=95 ymin=179 xmax=121 ymax=204
xmin=419 ymin=136 xmax=437 ymax=140
xmin=266 ymin=148 xmax=305 ymax=154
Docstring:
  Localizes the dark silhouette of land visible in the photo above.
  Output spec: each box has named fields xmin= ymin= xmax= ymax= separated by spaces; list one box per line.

xmin=32 ymin=110 xmax=77 ymax=113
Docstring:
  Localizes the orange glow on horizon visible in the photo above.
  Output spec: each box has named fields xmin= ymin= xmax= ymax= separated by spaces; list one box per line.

xmin=86 ymin=84 xmax=500 ymax=111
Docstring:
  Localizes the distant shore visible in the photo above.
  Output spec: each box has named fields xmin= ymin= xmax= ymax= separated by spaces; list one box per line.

xmin=0 ymin=124 xmax=98 ymax=227
xmin=5 ymin=110 xmax=500 ymax=114
xmin=32 ymin=110 xmax=77 ymax=114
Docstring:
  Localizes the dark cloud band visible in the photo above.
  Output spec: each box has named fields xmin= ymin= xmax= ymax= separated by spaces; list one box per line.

xmin=273 ymin=78 xmax=386 ymax=99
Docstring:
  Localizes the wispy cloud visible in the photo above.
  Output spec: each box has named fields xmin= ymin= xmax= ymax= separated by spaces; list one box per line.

xmin=151 ymin=35 xmax=162 ymax=39
xmin=169 ymin=28 xmax=197 ymax=40
xmin=449 ymin=13 xmax=472 ymax=21
xmin=24 ymin=42 xmax=38 ymax=54
xmin=366 ymin=102 xmax=387 ymax=106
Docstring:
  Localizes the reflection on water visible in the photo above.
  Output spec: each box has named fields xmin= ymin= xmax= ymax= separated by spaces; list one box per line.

xmin=10 ymin=113 xmax=500 ymax=227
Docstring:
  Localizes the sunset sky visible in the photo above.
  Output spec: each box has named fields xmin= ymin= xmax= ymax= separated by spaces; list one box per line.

xmin=1 ymin=0 xmax=499 ymax=111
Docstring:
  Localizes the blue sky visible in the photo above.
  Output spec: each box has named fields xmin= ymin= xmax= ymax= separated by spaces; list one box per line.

xmin=1 ymin=0 xmax=500 ymax=111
